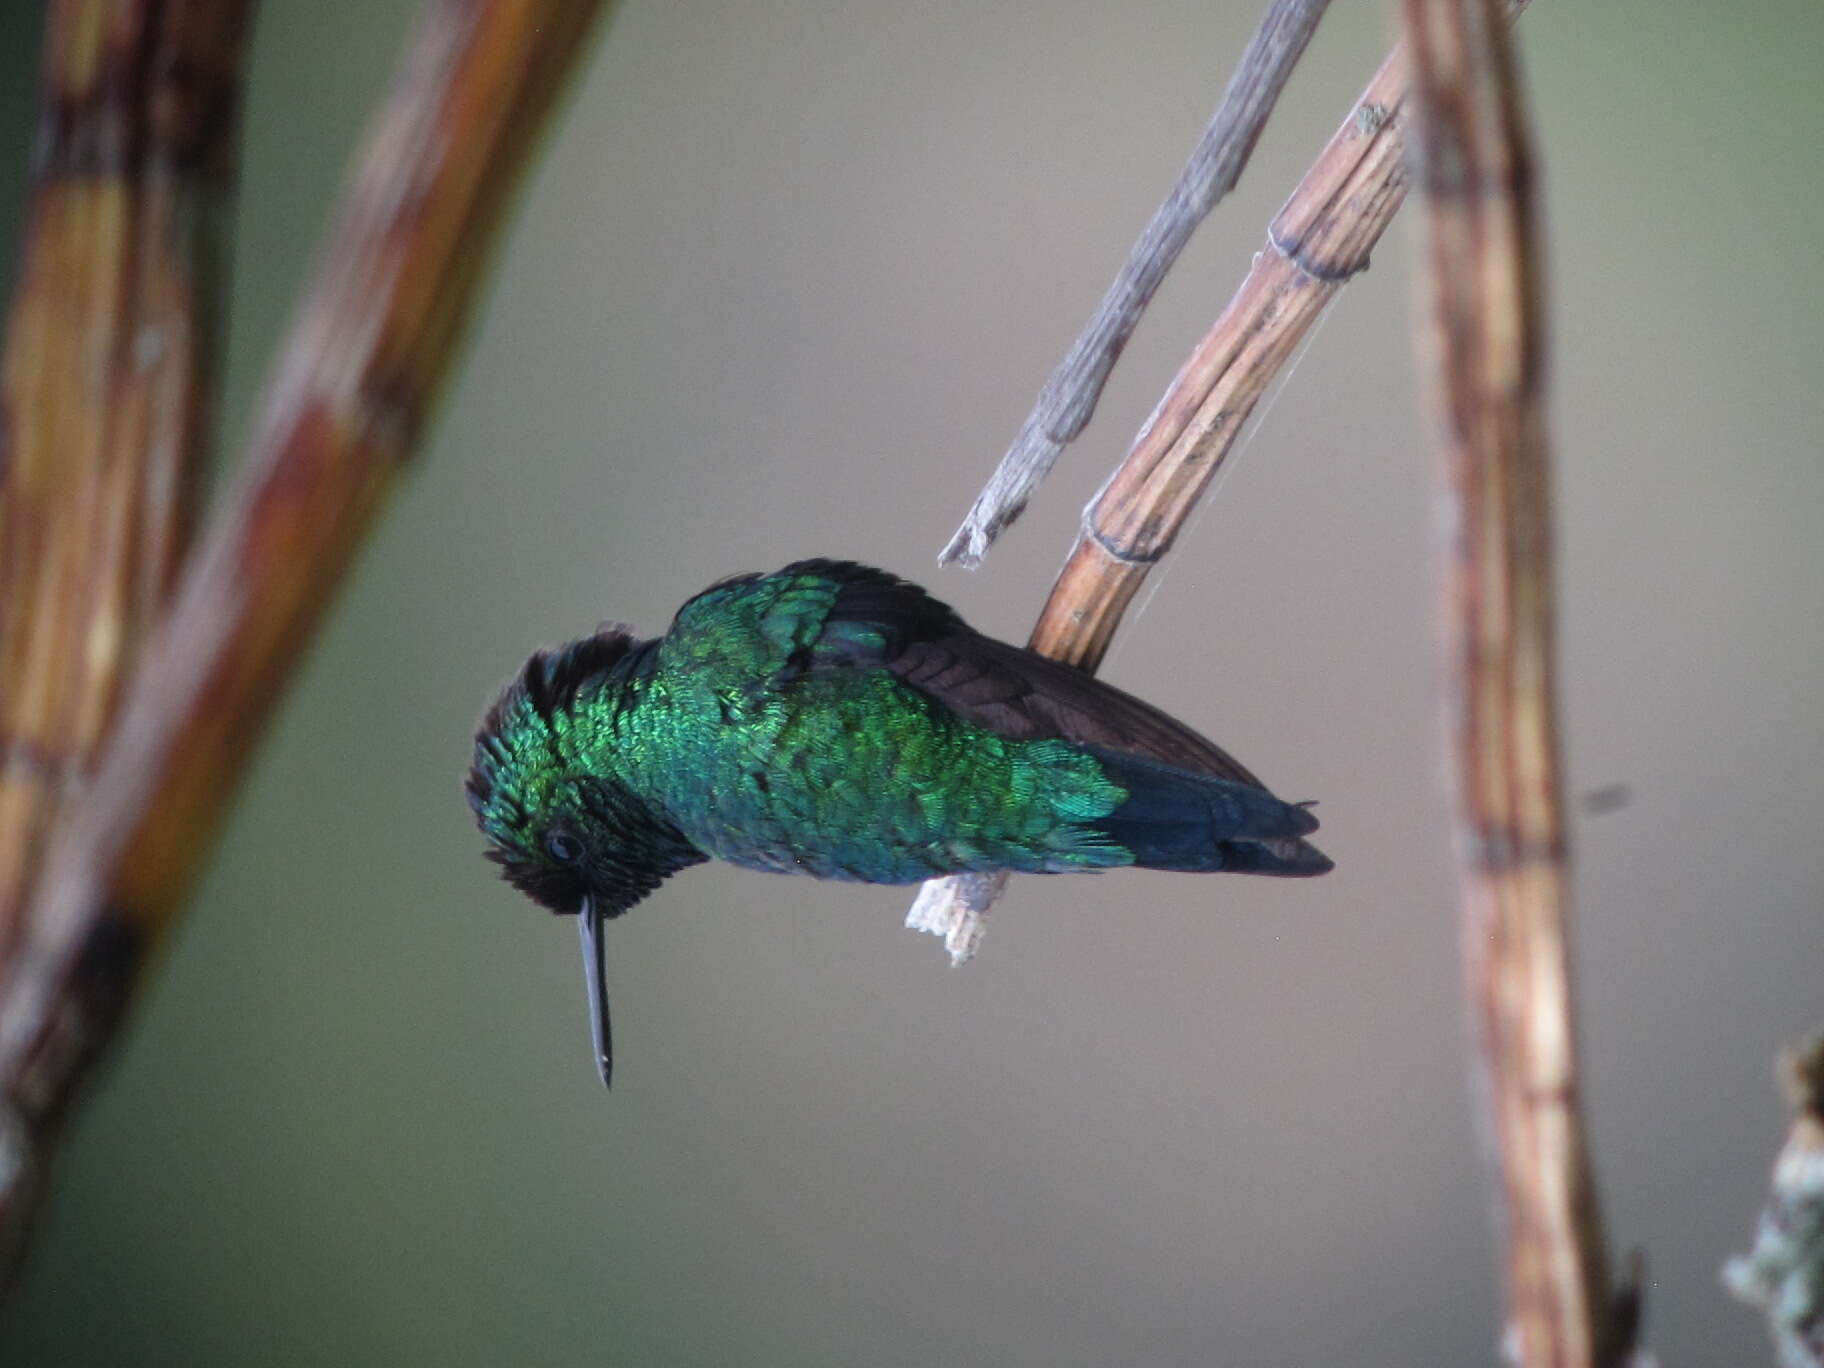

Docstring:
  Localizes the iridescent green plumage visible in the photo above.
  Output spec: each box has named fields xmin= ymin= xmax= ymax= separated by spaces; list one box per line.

xmin=467 ymin=560 xmax=1330 ymax=1084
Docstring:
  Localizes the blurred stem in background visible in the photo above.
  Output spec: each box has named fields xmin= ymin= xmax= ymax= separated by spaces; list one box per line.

xmin=0 ymin=0 xmax=608 ymax=1284
xmin=0 ymin=0 xmax=254 ymax=1271
xmin=1402 ymin=0 xmax=1632 ymax=1363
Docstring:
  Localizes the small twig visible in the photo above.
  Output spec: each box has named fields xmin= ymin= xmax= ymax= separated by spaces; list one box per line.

xmin=909 ymin=25 xmax=1453 ymax=960
xmin=1401 ymin=1 xmax=1620 ymax=1364
xmin=940 ymin=0 xmax=1332 ymax=569
xmin=0 ymin=0 xmax=252 ymax=962
xmin=0 ymin=0 xmax=608 ymax=1284
xmin=1725 ymin=1034 xmax=1824 ymax=1368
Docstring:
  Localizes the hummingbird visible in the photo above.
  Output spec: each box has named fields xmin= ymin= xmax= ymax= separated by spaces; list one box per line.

xmin=466 ymin=559 xmax=1330 ymax=1087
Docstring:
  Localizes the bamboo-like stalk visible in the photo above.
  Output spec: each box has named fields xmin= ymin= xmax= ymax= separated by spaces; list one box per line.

xmin=910 ymin=28 xmax=1452 ymax=959
xmin=0 ymin=0 xmax=252 ymax=963
xmin=0 ymin=0 xmax=609 ymax=1281
xmin=1400 ymin=1 xmax=1620 ymax=1363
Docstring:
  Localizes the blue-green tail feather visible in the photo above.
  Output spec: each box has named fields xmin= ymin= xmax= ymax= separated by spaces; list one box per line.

xmin=1089 ymin=750 xmax=1332 ymax=877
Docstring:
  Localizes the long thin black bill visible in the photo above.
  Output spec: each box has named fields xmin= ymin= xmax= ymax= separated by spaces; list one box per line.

xmin=577 ymin=894 xmax=612 ymax=1088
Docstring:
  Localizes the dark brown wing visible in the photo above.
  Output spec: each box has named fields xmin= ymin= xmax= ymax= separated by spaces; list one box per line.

xmin=783 ymin=559 xmax=1266 ymax=788
xmin=890 ymin=631 xmax=1265 ymax=787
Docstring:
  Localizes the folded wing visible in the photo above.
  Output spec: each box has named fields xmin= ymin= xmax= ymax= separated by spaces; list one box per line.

xmin=779 ymin=560 xmax=1330 ymax=877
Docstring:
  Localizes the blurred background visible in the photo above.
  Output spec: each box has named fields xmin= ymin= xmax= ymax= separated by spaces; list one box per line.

xmin=1 ymin=1 xmax=1818 ymax=1363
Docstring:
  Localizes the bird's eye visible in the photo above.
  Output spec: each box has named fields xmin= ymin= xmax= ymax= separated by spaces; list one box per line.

xmin=546 ymin=831 xmax=584 ymax=864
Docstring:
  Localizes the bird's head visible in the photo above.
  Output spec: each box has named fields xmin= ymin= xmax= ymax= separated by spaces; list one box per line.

xmin=467 ymin=627 xmax=698 ymax=1086
xmin=468 ymin=630 xmax=646 ymax=911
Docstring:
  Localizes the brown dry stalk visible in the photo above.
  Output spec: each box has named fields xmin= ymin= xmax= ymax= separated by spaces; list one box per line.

xmin=0 ymin=0 xmax=608 ymax=1278
xmin=1401 ymin=0 xmax=1619 ymax=1364
xmin=0 ymin=0 xmax=253 ymax=964
xmin=909 ymin=33 xmax=1440 ymax=960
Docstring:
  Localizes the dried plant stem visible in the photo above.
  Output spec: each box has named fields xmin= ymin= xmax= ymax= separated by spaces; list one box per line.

xmin=0 ymin=0 xmax=252 ymax=963
xmin=0 ymin=0 xmax=608 ymax=1281
xmin=909 ymin=25 xmax=1462 ymax=960
xmin=1401 ymin=1 xmax=1619 ymax=1364
xmin=941 ymin=0 xmax=1332 ymax=568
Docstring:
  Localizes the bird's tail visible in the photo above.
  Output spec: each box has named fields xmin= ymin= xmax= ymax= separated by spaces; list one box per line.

xmin=1088 ymin=750 xmax=1333 ymax=877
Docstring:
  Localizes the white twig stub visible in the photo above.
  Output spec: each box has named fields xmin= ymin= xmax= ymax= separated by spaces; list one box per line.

xmin=905 ymin=872 xmax=1007 ymax=965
